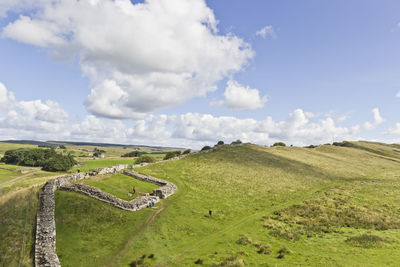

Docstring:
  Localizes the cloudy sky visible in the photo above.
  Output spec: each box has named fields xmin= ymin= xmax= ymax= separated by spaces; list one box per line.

xmin=0 ymin=0 xmax=399 ymax=148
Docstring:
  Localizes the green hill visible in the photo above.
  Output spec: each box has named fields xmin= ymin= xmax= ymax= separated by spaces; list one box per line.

xmin=53 ymin=142 xmax=400 ymax=266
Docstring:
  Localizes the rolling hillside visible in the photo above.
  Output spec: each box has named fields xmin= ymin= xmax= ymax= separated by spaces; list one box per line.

xmin=51 ymin=141 xmax=400 ymax=266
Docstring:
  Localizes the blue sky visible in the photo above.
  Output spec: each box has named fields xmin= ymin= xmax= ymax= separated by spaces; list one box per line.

xmin=0 ymin=0 xmax=399 ymax=148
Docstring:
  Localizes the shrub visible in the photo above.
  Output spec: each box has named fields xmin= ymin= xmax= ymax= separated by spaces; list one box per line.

xmin=332 ymin=141 xmax=354 ymax=147
xmin=201 ymin=146 xmax=212 ymax=151
xmin=182 ymin=149 xmax=191 ymax=155
xmin=306 ymin=145 xmax=317 ymax=148
xmin=346 ymin=234 xmax=388 ymax=248
xmin=231 ymin=139 xmax=242 ymax=145
xmin=164 ymin=152 xmax=176 ymax=160
xmin=277 ymin=247 xmax=290 ymax=259
xmin=194 ymin=258 xmax=203 ymax=264
xmin=217 ymin=140 xmax=224 ymax=145
xmin=272 ymin=142 xmax=286 ymax=147
xmin=257 ymin=244 xmax=272 ymax=254
xmin=93 ymin=151 xmax=102 ymax=157
xmin=236 ymin=235 xmax=252 ymax=245
xmin=59 ymin=145 xmax=67 ymax=149
xmin=135 ymin=155 xmax=155 ymax=164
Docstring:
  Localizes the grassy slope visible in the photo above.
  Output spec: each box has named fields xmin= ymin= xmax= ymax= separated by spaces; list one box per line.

xmin=84 ymin=174 xmax=158 ymax=201
xmin=54 ymin=142 xmax=400 ymax=266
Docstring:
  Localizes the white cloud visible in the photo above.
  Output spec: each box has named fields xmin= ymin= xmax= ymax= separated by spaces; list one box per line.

xmin=210 ymin=80 xmax=267 ymax=110
xmin=1 ymin=0 xmax=254 ymax=119
xmin=0 ymin=82 xmax=15 ymax=111
xmin=385 ymin=123 xmax=400 ymax=135
xmin=0 ymin=82 xmax=364 ymax=148
xmin=0 ymin=83 xmax=69 ymax=139
xmin=256 ymin=25 xmax=276 ymax=39
xmin=396 ymin=91 xmax=400 ymax=98
xmin=363 ymin=108 xmax=384 ymax=130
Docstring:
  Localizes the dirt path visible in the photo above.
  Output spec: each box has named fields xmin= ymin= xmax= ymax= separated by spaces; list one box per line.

xmin=105 ymin=201 xmax=165 ymax=267
xmin=0 ymin=171 xmax=41 ymax=186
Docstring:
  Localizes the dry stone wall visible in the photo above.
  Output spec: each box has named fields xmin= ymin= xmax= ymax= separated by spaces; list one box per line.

xmin=35 ymin=164 xmax=177 ymax=267
xmin=34 ymin=146 xmax=225 ymax=266
xmin=58 ymin=183 xmax=159 ymax=211
xmin=123 ymin=170 xmax=177 ymax=199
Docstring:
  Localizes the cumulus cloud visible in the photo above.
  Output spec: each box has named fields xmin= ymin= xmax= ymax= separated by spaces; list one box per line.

xmin=256 ymin=25 xmax=276 ymax=39
xmin=0 ymin=82 xmax=364 ymax=148
xmin=2 ymin=0 xmax=254 ymax=118
xmin=210 ymin=80 xmax=267 ymax=110
xmin=363 ymin=108 xmax=384 ymax=130
xmin=0 ymin=82 xmax=15 ymax=111
xmin=385 ymin=123 xmax=400 ymax=135
xmin=0 ymin=83 xmax=69 ymax=139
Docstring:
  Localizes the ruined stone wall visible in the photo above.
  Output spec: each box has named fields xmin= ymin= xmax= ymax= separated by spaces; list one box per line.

xmin=123 ymin=170 xmax=177 ymax=199
xmin=35 ymin=179 xmax=60 ymax=267
xmin=58 ymin=183 xmax=159 ymax=211
xmin=34 ymin=163 xmax=177 ymax=267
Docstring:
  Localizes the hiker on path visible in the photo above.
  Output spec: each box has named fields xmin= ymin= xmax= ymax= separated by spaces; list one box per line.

xmin=132 ymin=186 xmax=136 ymax=194
xmin=151 ymin=199 xmax=155 ymax=207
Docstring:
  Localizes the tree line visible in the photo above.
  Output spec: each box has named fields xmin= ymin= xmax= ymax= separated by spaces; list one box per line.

xmin=0 ymin=148 xmax=77 ymax=171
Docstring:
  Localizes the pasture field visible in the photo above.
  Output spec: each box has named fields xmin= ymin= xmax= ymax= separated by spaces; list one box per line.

xmin=0 ymin=141 xmax=171 ymax=266
xmin=53 ymin=142 xmax=400 ymax=266
xmin=84 ymin=173 xmax=158 ymax=201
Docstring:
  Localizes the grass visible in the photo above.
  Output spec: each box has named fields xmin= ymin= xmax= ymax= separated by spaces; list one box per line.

xmin=55 ymin=191 xmax=155 ymax=267
xmin=52 ymin=142 xmax=400 ymax=266
xmin=3 ymin=141 xmax=400 ymax=266
xmin=0 ymin=187 xmax=39 ymax=266
xmin=84 ymin=174 xmax=158 ymax=201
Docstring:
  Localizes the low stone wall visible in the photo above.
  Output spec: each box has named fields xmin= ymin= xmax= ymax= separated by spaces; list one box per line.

xmin=35 ymin=179 xmax=60 ymax=267
xmin=59 ymin=183 xmax=159 ymax=211
xmin=123 ymin=170 xmax=177 ymax=199
xmin=35 ymin=163 xmax=177 ymax=267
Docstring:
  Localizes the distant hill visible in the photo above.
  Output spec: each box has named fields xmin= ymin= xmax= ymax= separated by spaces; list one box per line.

xmin=0 ymin=140 xmax=184 ymax=150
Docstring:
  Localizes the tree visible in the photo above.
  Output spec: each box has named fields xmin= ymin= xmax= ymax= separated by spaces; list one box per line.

xmin=182 ymin=149 xmax=191 ymax=155
xmin=1 ymin=148 xmax=76 ymax=171
xmin=201 ymin=146 xmax=212 ymax=151
xmin=231 ymin=140 xmax=242 ymax=145
xmin=135 ymin=155 xmax=155 ymax=164
xmin=272 ymin=142 xmax=286 ymax=147
xmin=217 ymin=141 xmax=224 ymax=145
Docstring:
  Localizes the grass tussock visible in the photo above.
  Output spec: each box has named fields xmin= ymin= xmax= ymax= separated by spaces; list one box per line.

xmin=266 ymin=187 xmax=400 ymax=239
xmin=346 ymin=234 xmax=389 ymax=248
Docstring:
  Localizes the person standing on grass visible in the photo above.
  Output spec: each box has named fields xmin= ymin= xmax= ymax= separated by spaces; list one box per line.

xmin=209 ymin=210 xmax=212 ymax=217
xmin=132 ymin=186 xmax=136 ymax=194
xmin=151 ymin=199 xmax=155 ymax=207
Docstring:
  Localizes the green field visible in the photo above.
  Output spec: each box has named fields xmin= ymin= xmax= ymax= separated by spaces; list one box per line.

xmin=52 ymin=142 xmax=400 ymax=266
xmin=2 ymin=141 xmax=400 ymax=266
xmin=71 ymin=155 xmax=165 ymax=173
xmin=84 ymin=174 xmax=158 ymax=201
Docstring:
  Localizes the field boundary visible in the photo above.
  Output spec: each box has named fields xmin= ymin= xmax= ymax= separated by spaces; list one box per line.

xmin=34 ymin=163 xmax=180 ymax=267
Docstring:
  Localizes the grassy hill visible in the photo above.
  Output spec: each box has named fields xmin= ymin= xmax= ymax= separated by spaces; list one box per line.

xmin=50 ymin=141 xmax=400 ymax=266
